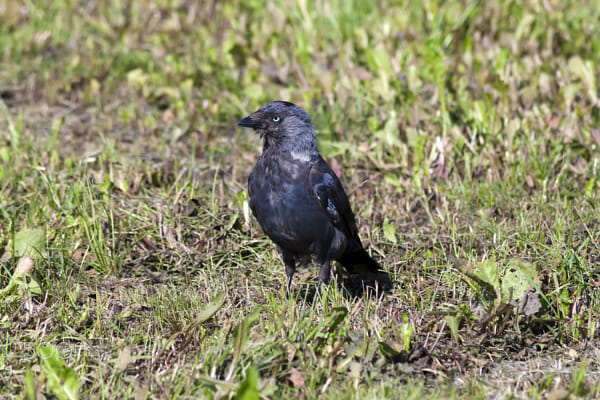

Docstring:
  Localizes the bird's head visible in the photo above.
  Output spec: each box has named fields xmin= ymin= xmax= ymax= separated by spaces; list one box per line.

xmin=237 ymin=101 xmax=317 ymax=153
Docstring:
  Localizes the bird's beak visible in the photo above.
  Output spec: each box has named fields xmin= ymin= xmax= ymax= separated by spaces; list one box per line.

xmin=237 ymin=116 xmax=266 ymax=129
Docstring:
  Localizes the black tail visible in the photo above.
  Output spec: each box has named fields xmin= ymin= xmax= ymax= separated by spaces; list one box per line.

xmin=336 ymin=248 xmax=392 ymax=290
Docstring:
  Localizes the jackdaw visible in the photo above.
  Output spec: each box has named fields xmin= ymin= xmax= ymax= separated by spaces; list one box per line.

xmin=237 ymin=101 xmax=391 ymax=295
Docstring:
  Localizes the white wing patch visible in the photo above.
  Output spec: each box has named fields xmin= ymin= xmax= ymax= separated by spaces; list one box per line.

xmin=290 ymin=150 xmax=312 ymax=162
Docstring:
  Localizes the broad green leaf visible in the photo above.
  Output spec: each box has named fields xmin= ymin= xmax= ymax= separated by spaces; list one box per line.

xmin=0 ymin=146 xmax=9 ymax=162
xmin=233 ymin=309 xmax=259 ymax=357
xmin=584 ymin=178 xmax=595 ymax=200
xmin=37 ymin=345 xmax=80 ymax=400
xmin=378 ymin=341 xmax=402 ymax=362
xmin=444 ymin=315 xmax=461 ymax=345
xmin=365 ymin=47 xmax=393 ymax=77
xmin=197 ymin=292 xmax=226 ymax=324
xmin=367 ymin=116 xmax=379 ymax=132
xmin=226 ymin=309 xmax=260 ymax=381
xmin=13 ymin=228 xmax=45 ymax=258
xmin=235 ymin=367 xmax=259 ymax=400
xmin=474 ymin=259 xmax=500 ymax=291
xmin=457 ymin=259 xmax=499 ymax=301
xmin=494 ymin=47 xmax=509 ymax=80
xmin=383 ymin=219 xmax=397 ymax=244
xmin=400 ymin=313 xmax=413 ymax=351
xmin=568 ymin=56 xmax=584 ymax=79
xmin=375 ymin=111 xmax=401 ymax=148
xmin=501 ymin=259 xmax=539 ymax=302
xmin=25 ymin=366 xmax=36 ymax=400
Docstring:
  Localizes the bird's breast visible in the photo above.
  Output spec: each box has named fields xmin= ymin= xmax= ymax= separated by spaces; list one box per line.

xmin=248 ymin=156 xmax=339 ymax=255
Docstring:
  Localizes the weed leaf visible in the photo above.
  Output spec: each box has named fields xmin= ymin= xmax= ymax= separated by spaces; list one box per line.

xmin=37 ymin=345 xmax=80 ymax=400
xmin=235 ymin=366 xmax=259 ymax=400
xmin=197 ymin=292 xmax=226 ymax=324
xmin=13 ymin=228 xmax=45 ymax=258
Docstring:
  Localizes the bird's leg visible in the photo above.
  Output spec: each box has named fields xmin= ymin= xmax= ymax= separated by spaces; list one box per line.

xmin=286 ymin=275 xmax=293 ymax=299
xmin=317 ymin=259 xmax=331 ymax=296
xmin=281 ymin=251 xmax=296 ymax=299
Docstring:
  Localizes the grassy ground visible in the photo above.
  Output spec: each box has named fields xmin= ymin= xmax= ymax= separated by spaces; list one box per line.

xmin=1 ymin=0 xmax=600 ymax=398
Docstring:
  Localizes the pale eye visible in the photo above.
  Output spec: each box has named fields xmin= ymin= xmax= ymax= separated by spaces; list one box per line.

xmin=272 ymin=116 xmax=280 ymax=122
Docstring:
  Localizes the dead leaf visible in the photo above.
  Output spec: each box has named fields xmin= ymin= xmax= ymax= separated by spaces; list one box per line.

xmin=162 ymin=109 xmax=174 ymax=123
xmin=518 ymin=289 xmax=542 ymax=316
xmin=525 ymin=175 xmax=534 ymax=188
xmin=355 ymin=67 xmax=373 ymax=80
xmin=545 ymin=388 xmax=570 ymax=400
xmin=69 ymin=249 xmax=86 ymax=262
xmin=145 ymin=270 xmax=166 ymax=283
xmin=165 ymin=227 xmax=186 ymax=253
xmin=287 ymin=368 xmax=305 ymax=388
xmin=591 ymin=129 xmax=600 ymax=147
xmin=116 ymin=346 xmax=133 ymax=373
xmin=286 ymin=344 xmax=296 ymax=365
xmin=134 ymin=384 xmax=149 ymax=400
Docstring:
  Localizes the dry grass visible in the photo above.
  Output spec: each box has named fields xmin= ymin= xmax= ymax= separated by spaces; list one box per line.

xmin=1 ymin=0 xmax=600 ymax=398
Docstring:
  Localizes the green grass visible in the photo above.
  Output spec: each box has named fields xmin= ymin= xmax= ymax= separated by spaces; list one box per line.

xmin=1 ymin=0 xmax=600 ymax=398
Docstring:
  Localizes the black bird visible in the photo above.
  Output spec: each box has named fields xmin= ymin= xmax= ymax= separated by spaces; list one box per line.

xmin=237 ymin=101 xmax=391 ymax=295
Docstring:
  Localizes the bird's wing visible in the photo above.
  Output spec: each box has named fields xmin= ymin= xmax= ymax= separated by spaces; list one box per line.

xmin=309 ymin=157 xmax=360 ymax=241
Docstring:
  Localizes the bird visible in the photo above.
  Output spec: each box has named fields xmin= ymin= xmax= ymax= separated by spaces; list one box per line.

xmin=237 ymin=101 xmax=391 ymax=296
